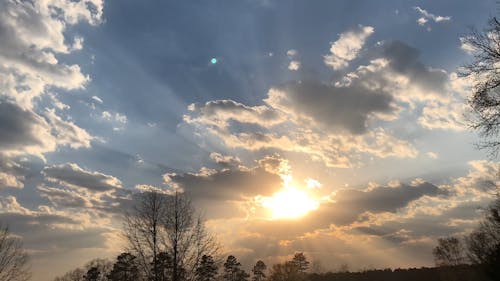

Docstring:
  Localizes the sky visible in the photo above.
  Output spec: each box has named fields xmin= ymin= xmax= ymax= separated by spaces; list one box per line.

xmin=0 ymin=0 xmax=499 ymax=280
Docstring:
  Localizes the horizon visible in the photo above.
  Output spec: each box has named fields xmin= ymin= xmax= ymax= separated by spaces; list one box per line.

xmin=0 ymin=0 xmax=499 ymax=280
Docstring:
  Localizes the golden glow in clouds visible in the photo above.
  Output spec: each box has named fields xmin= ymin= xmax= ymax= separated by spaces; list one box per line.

xmin=262 ymin=187 xmax=319 ymax=219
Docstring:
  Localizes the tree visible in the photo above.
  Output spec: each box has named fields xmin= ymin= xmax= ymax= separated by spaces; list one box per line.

xmin=123 ymin=190 xmax=219 ymax=281
xmin=107 ymin=253 xmax=140 ymax=281
xmin=291 ymin=253 xmax=309 ymax=273
xmin=465 ymin=197 xmax=500 ymax=279
xmin=251 ymin=260 xmax=266 ymax=281
xmin=222 ymin=255 xmax=249 ymax=281
xmin=84 ymin=267 xmax=100 ymax=281
xmin=267 ymin=262 xmax=302 ymax=281
xmin=432 ymin=236 xmax=467 ymax=266
xmin=0 ymin=224 xmax=30 ymax=281
xmin=460 ymin=17 xmax=500 ymax=157
xmin=124 ymin=190 xmax=167 ymax=280
xmin=195 ymin=255 xmax=218 ymax=281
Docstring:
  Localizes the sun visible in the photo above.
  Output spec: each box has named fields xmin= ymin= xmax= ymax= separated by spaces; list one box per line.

xmin=262 ymin=187 xmax=319 ymax=219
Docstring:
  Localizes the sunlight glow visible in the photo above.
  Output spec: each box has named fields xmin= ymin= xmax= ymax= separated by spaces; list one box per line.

xmin=262 ymin=187 xmax=319 ymax=219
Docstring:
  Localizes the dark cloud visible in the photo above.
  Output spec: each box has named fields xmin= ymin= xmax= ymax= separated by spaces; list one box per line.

xmin=0 ymin=101 xmax=53 ymax=153
xmin=43 ymin=163 xmax=122 ymax=192
xmin=383 ymin=41 xmax=449 ymax=97
xmin=268 ymin=80 xmax=396 ymax=134
xmin=165 ymin=165 xmax=281 ymax=201
xmin=0 ymin=211 xmax=109 ymax=251
xmin=316 ymin=182 xmax=448 ymax=226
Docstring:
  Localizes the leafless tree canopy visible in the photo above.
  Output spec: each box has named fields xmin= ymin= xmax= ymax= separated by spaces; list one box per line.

xmin=123 ymin=191 xmax=220 ymax=281
xmin=0 ymin=225 xmax=30 ymax=281
xmin=460 ymin=17 xmax=500 ymax=157
xmin=432 ymin=236 xmax=467 ymax=266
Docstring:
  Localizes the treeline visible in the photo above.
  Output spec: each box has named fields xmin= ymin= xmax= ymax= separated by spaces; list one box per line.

xmin=432 ymin=197 xmax=500 ymax=280
xmin=308 ymin=265 xmax=490 ymax=281
xmin=54 ymin=251 xmax=310 ymax=281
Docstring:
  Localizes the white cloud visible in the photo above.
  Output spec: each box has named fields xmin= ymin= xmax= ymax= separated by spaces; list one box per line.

xmin=92 ymin=96 xmax=104 ymax=104
xmin=324 ymin=25 xmax=374 ymax=70
xmin=286 ymin=49 xmax=298 ymax=57
xmin=414 ymin=6 xmax=451 ymax=27
xmin=0 ymin=0 xmax=102 ymax=161
xmin=288 ymin=60 xmax=301 ymax=71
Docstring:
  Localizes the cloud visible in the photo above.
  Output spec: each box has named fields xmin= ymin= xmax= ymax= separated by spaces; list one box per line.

xmin=324 ymin=25 xmax=374 ymax=70
xmin=288 ymin=61 xmax=301 ymax=71
xmin=0 ymin=158 xmax=30 ymax=190
xmin=185 ymin=99 xmax=284 ymax=129
xmin=92 ymin=96 xmax=104 ymax=104
xmin=266 ymin=80 xmax=396 ymax=134
xmin=43 ymin=163 xmax=122 ymax=192
xmin=0 ymin=0 xmax=102 ymax=161
xmin=0 ymin=101 xmax=56 ymax=157
xmin=183 ymin=76 xmax=416 ymax=168
xmin=322 ymin=182 xmax=449 ymax=225
xmin=163 ymin=154 xmax=283 ymax=201
xmin=413 ymin=6 xmax=451 ymax=26
xmin=286 ymin=49 xmax=298 ymax=57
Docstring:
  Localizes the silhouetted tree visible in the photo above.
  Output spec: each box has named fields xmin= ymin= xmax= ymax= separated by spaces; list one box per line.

xmin=465 ymin=197 xmax=500 ymax=279
xmin=291 ymin=253 xmax=309 ymax=273
xmin=460 ymin=17 xmax=500 ymax=157
xmin=107 ymin=252 xmax=140 ymax=281
xmin=0 ymin=224 xmax=30 ymax=281
xmin=432 ymin=236 xmax=467 ymax=266
xmin=123 ymin=191 xmax=219 ymax=281
xmin=195 ymin=255 xmax=218 ymax=281
xmin=154 ymin=251 xmax=175 ymax=281
xmin=223 ymin=255 xmax=249 ymax=281
xmin=267 ymin=261 xmax=302 ymax=281
xmin=251 ymin=260 xmax=266 ymax=281
xmin=84 ymin=267 xmax=100 ymax=281
xmin=54 ymin=259 xmax=112 ymax=281
xmin=124 ymin=190 xmax=167 ymax=280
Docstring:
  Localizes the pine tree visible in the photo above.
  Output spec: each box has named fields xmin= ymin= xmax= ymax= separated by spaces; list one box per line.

xmin=223 ymin=255 xmax=249 ymax=281
xmin=195 ymin=255 xmax=218 ymax=281
xmin=107 ymin=253 xmax=140 ymax=281
xmin=252 ymin=260 xmax=266 ymax=281
xmin=291 ymin=253 xmax=309 ymax=273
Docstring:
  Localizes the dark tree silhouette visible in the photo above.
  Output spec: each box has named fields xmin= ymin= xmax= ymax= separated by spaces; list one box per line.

xmin=84 ymin=267 xmax=100 ymax=281
xmin=0 ymin=225 xmax=30 ymax=281
xmin=291 ymin=253 xmax=309 ymax=273
xmin=460 ymin=17 xmax=500 ymax=157
xmin=123 ymin=191 xmax=219 ymax=281
xmin=466 ymin=197 xmax=500 ymax=279
xmin=267 ymin=261 xmax=302 ymax=281
xmin=432 ymin=236 xmax=467 ymax=266
xmin=124 ymin=190 xmax=167 ymax=280
xmin=107 ymin=252 xmax=140 ymax=281
xmin=222 ymin=255 xmax=249 ymax=281
xmin=195 ymin=255 xmax=218 ymax=281
xmin=251 ymin=260 xmax=266 ymax=281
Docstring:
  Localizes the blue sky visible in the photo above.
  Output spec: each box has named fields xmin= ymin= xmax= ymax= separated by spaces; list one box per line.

xmin=0 ymin=0 xmax=499 ymax=280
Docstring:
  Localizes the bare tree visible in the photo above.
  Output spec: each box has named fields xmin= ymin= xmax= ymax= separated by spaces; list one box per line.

xmin=123 ymin=190 xmax=167 ymax=280
xmin=432 ymin=236 xmax=467 ymax=266
xmin=460 ymin=17 xmax=500 ymax=157
xmin=0 ymin=224 xmax=30 ymax=281
xmin=465 ymin=197 xmax=500 ymax=279
xmin=123 ymin=190 xmax=220 ymax=281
